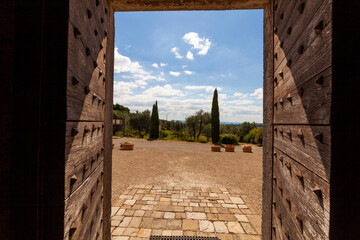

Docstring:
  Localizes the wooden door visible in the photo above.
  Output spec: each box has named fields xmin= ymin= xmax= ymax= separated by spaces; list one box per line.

xmin=271 ymin=0 xmax=332 ymax=239
xmin=64 ymin=0 xmax=112 ymax=239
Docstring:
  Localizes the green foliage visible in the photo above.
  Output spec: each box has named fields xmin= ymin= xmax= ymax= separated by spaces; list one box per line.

xmin=198 ymin=136 xmax=208 ymax=143
xmin=211 ymin=89 xmax=220 ymax=144
xmin=237 ymin=121 xmax=258 ymax=142
xmin=150 ymin=101 xmax=160 ymax=139
xmin=113 ymin=104 xmax=130 ymax=113
xmin=220 ymin=134 xmax=238 ymax=145
xmin=243 ymin=127 xmax=263 ymax=145
xmin=159 ymin=129 xmax=168 ymax=139
xmin=129 ymin=110 xmax=150 ymax=138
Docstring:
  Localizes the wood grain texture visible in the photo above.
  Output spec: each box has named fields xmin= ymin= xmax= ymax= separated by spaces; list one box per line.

xmin=274 ymin=67 xmax=332 ymax=124
xmin=64 ymin=164 xmax=103 ymax=240
xmin=103 ymin=2 xmax=114 ymax=239
xmin=112 ymin=0 xmax=268 ymax=11
xmin=261 ymin=2 xmax=274 ymax=240
xmin=274 ymin=125 xmax=331 ymax=182
xmin=273 ymin=149 xmax=330 ymax=239
xmin=65 ymin=121 xmax=104 ymax=198
xmin=67 ymin=22 xmax=106 ymax=100
xmin=274 ymin=0 xmax=332 ymax=83
xmin=67 ymin=69 xmax=105 ymax=121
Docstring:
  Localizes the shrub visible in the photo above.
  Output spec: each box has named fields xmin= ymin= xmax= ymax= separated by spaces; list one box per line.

xmin=244 ymin=127 xmax=263 ymax=145
xmin=159 ymin=129 xmax=168 ymax=139
xmin=220 ymin=134 xmax=238 ymax=145
xmin=198 ymin=136 xmax=208 ymax=143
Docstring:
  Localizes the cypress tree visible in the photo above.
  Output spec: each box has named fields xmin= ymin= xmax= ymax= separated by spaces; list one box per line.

xmin=150 ymin=101 xmax=160 ymax=139
xmin=155 ymin=101 xmax=159 ymax=138
xmin=211 ymin=88 xmax=220 ymax=144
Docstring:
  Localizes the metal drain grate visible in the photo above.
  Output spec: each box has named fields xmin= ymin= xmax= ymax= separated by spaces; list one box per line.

xmin=150 ymin=236 xmax=221 ymax=240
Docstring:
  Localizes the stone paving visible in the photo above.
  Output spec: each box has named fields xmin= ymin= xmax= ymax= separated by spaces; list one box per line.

xmin=111 ymin=185 xmax=261 ymax=240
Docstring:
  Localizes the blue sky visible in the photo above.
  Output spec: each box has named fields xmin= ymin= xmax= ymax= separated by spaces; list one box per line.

xmin=114 ymin=10 xmax=263 ymax=123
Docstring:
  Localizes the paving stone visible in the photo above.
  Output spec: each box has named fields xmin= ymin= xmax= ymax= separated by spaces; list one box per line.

xmin=120 ymin=195 xmax=133 ymax=200
xmin=229 ymin=208 xmax=242 ymax=214
xmin=185 ymin=207 xmax=193 ymax=212
xmin=124 ymin=210 xmax=135 ymax=216
xmin=172 ymin=206 xmax=185 ymax=212
xmin=151 ymin=229 xmax=162 ymax=235
xmin=112 ymin=207 xmax=120 ymax=216
xmin=113 ymin=215 xmax=125 ymax=221
xmin=213 ymin=221 xmax=229 ymax=233
xmin=182 ymin=219 xmax=199 ymax=231
xmin=240 ymin=222 xmax=257 ymax=235
xmin=112 ymin=220 xmax=121 ymax=227
xmin=124 ymin=200 xmax=136 ymax=206
xmin=241 ymin=209 xmax=253 ymax=215
xmin=172 ymin=230 xmax=184 ymax=236
xmin=222 ymin=204 xmax=238 ymax=209
xmin=199 ymin=220 xmax=215 ymax=232
xmin=160 ymin=198 xmax=171 ymax=202
xmin=210 ymin=208 xmax=219 ymax=214
xmin=183 ymin=231 xmax=196 ymax=236
xmin=161 ymin=230 xmax=172 ymax=236
xmin=217 ymin=214 xmax=237 ymax=221
xmin=129 ymin=237 xmax=143 ymax=240
xmin=112 ymin=227 xmax=126 ymax=236
xmin=141 ymin=205 xmax=154 ymax=211
xmin=237 ymin=205 xmax=248 ymax=209
xmin=137 ymin=228 xmax=152 ymax=238
xmin=164 ymin=212 xmax=176 ymax=219
xmin=167 ymin=219 xmax=182 ymax=230
xmin=133 ymin=210 xmax=145 ymax=217
xmin=178 ymin=202 xmax=189 ymax=207
xmin=209 ymin=193 xmax=218 ymax=198
xmin=142 ymin=196 xmax=155 ymax=201
xmin=175 ymin=213 xmax=186 ymax=219
xmin=144 ymin=211 xmax=153 ymax=217
xmin=140 ymin=218 xmax=153 ymax=228
xmin=235 ymin=214 xmax=249 ymax=222
xmin=133 ymin=194 xmax=144 ymax=200
xmin=120 ymin=217 xmax=132 ymax=227
xmin=206 ymin=213 xmax=218 ymax=221
xmin=113 ymin=236 xmax=129 ymax=240
xmin=146 ymin=201 xmax=158 ymax=205
xmin=235 ymin=234 xmax=261 ymax=240
xmin=123 ymin=228 xmax=139 ymax=236
xmin=152 ymin=219 xmax=167 ymax=229
xmin=128 ymin=217 xmax=142 ymax=228
xmin=215 ymin=234 xmax=234 ymax=240
xmin=217 ymin=208 xmax=230 ymax=214
xmin=152 ymin=211 xmax=164 ymax=218
xmin=227 ymin=222 xmax=245 ymax=234
xmin=113 ymin=199 xmax=126 ymax=207
xmin=158 ymin=201 xmax=171 ymax=206
xmin=247 ymin=215 xmax=262 ymax=234
xmin=189 ymin=202 xmax=199 ymax=207
xmin=186 ymin=212 xmax=206 ymax=220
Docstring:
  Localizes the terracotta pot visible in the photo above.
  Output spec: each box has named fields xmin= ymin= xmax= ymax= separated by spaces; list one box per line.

xmin=225 ymin=146 xmax=235 ymax=152
xmin=211 ymin=145 xmax=221 ymax=152
xmin=243 ymin=147 xmax=252 ymax=153
xmin=121 ymin=143 xmax=134 ymax=150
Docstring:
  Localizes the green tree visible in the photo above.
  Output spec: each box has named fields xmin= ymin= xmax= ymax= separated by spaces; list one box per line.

xmin=129 ymin=110 xmax=151 ymax=138
xmin=237 ymin=121 xmax=258 ymax=142
xmin=211 ymin=88 xmax=220 ymax=144
xmin=149 ymin=101 xmax=159 ymax=139
xmin=185 ymin=115 xmax=198 ymax=140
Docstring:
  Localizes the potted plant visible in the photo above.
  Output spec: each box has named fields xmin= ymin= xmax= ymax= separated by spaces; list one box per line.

xmin=211 ymin=145 xmax=221 ymax=152
xmin=120 ymin=142 xmax=134 ymax=150
xmin=243 ymin=145 xmax=252 ymax=153
xmin=225 ymin=145 xmax=235 ymax=152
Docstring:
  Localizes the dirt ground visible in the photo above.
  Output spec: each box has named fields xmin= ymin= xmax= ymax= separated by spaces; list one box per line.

xmin=112 ymin=137 xmax=263 ymax=214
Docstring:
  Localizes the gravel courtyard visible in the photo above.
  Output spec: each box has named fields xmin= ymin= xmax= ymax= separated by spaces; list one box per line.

xmin=111 ymin=137 xmax=263 ymax=239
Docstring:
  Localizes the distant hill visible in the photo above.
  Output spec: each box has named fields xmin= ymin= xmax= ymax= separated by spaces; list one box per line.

xmin=163 ymin=119 xmax=263 ymax=127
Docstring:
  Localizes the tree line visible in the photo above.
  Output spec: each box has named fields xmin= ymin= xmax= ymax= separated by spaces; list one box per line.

xmin=113 ymin=89 xmax=263 ymax=145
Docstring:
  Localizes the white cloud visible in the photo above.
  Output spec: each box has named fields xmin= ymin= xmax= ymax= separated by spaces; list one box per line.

xmin=171 ymin=47 xmax=183 ymax=59
xmin=152 ymin=63 xmax=159 ymax=68
xmin=184 ymin=70 xmax=193 ymax=75
xmin=182 ymin=65 xmax=188 ymax=69
xmin=160 ymin=63 xmax=168 ymax=67
xmin=250 ymin=88 xmax=263 ymax=100
xmin=185 ymin=85 xmax=222 ymax=92
xmin=144 ymin=84 xmax=185 ymax=97
xmin=124 ymin=44 xmax=131 ymax=50
xmin=169 ymin=71 xmax=181 ymax=77
xmin=234 ymin=92 xmax=249 ymax=99
xmin=114 ymin=47 xmax=147 ymax=74
xmin=160 ymin=72 xmax=165 ymax=76
xmin=186 ymin=51 xmax=194 ymax=60
xmin=183 ymin=32 xmax=212 ymax=55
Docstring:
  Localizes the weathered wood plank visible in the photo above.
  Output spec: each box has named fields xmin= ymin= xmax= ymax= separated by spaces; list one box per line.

xmin=274 ymin=0 xmax=325 ymax=54
xmin=69 ymin=0 xmax=106 ymax=72
xmin=273 ymin=0 xmax=297 ymax=44
xmin=64 ymin=164 xmax=103 ymax=240
xmin=273 ymin=149 xmax=330 ymax=239
xmin=274 ymin=0 xmax=332 ymax=82
xmin=273 ymin=125 xmax=331 ymax=182
xmin=65 ymin=121 xmax=104 ymax=197
xmin=272 ymin=187 xmax=304 ymax=240
xmin=112 ymin=0 xmax=268 ymax=11
xmin=67 ymin=22 xmax=106 ymax=99
xmin=67 ymin=69 xmax=105 ymax=121
xmin=274 ymin=67 xmax=332 ymax=124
